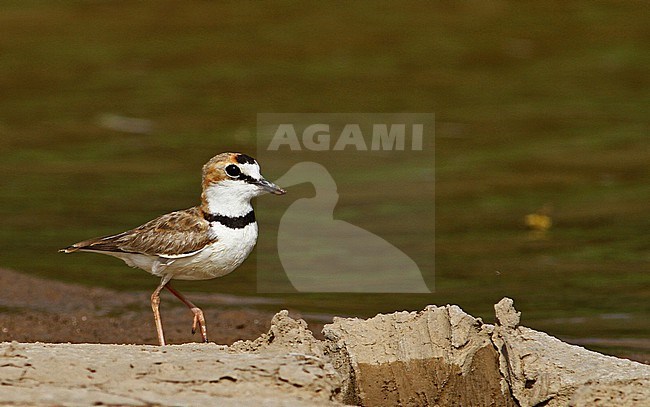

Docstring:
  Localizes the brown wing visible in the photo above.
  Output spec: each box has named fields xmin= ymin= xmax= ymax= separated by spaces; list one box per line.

xmin=62 ymin=207 xmax=215 ymax=256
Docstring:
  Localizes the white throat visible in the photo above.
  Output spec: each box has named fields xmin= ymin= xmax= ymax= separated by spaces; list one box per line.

xmin=204 ymin=181 xmax=255 ymax=217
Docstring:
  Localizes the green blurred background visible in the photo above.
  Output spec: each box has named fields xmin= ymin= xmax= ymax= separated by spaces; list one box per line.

xmin=1 ymin=1 xmax=648 ymax=358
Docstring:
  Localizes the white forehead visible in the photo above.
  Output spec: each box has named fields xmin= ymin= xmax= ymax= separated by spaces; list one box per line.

xmin=239 ymin=162 xmax=261 ymax=179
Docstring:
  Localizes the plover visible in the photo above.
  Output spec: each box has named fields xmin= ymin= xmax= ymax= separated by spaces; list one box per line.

xmin=61 ymin=152 xmax=285 ymax=345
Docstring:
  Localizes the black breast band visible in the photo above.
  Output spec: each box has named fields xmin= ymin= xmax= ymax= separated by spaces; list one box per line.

xmin=204 ymin=210 xmax=256 ymax=229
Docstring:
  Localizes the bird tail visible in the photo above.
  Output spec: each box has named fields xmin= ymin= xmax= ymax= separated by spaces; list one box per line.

xmin=59 ymin=231 xmax=128 ymax=254
xmin=59 ymin=245 xmax=81 ymax=253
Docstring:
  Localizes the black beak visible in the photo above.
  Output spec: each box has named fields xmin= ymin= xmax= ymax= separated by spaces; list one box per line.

xmin=256 ymin=178 xmax=286 ymax=195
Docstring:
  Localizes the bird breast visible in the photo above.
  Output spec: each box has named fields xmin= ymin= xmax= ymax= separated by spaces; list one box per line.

xmin=166 ymin=222 xmax=259 ymax=280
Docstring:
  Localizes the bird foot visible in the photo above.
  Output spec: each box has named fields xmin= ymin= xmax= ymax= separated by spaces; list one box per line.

xmin=190 ymin=307 xmax=208 ymax=343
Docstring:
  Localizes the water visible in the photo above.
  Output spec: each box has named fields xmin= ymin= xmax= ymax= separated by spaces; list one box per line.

xmin=0 ymin=1 xmax=648 ymax=360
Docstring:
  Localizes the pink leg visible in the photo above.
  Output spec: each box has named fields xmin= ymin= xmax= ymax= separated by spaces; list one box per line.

xmin=165 ymin=284 xmax=209 ymax=343
xmin=151 ymin=276 xmax=171 ymax=346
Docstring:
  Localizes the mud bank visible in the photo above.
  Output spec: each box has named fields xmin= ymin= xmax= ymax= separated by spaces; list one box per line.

xmin=1 ymin=299 xmax=649 ymax=406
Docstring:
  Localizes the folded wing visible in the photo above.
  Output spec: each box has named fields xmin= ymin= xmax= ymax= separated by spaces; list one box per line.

xmin=61 ymin=207 xmax=215 ymax=257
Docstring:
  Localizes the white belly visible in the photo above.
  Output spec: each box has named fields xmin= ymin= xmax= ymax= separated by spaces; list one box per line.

xmin=105 ymin=222 xmax=259 ymax=281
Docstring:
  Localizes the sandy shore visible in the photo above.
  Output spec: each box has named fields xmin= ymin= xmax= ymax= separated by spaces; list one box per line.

xmin=2 ymin=297 xmax=650 ymax=406
xmin=0 ymin=267 xmax=327 ymax=346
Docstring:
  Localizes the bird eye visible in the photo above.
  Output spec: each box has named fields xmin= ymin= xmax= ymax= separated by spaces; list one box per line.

xmin=225 ymin=164 xmax=241 ymax=178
